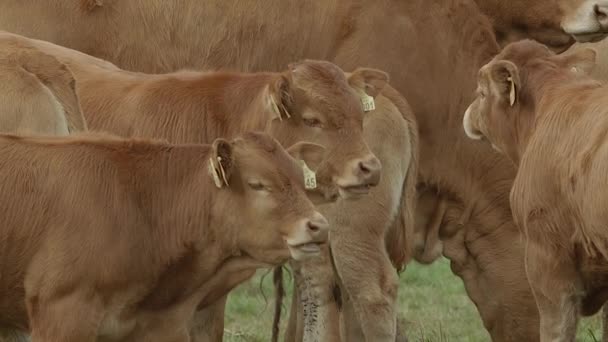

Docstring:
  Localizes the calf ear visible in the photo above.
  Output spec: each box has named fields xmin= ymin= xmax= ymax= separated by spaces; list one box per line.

xmin=553 ymin=47 xmax=597 ymax=75
xmin=489 ymin=61 xmax=519 ymax=107
xmin=285 ymin=142 xmax=327 ymax=172
xmin=268 ymin=74 xmax=294 ymax=121
xmin=348 ymin=68 xmax=389 ymax=98
xmin=286 ymin=142 xmax=338 ymax=205
xmin=209 ymin=138 xmax=234 ymax=188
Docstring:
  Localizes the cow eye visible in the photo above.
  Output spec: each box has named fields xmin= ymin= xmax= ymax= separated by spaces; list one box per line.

xmin=248 ymin=181 xmax=267 ymax=191
xmin=303 ymin=118 xmax=322 ymax=127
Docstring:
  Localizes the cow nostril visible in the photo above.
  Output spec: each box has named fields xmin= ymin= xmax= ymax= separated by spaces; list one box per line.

xmin=358 ymin=161 xmax=371 ymax=174
xmin=595 ymin=4 xmax=608 ymax=23
xmin=307 ymin=221 xmax=320 ymax=233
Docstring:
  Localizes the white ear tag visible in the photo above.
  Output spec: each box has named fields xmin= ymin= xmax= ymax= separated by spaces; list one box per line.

xmin=361 ymin=93 xmax=376 ymax=112
xmin=208 ymin=157 xmax=223 ymax=188
xmin=299 ymin=160 xmax=317 ymax=190
xmin=507 ymin=76 xmax=516 ymax=107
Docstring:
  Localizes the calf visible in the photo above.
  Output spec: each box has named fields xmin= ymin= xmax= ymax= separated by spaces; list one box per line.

xmin=0 ymin=39 xmax=87 ymax=135
xmin=0 ymin=131 xmax=330 ymax=342
xmin=463 ymin=39 xmax=604 ymax=341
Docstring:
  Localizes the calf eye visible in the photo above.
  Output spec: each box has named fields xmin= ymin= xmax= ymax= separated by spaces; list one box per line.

xmin=248 ymin=181 xmax=266 ymax=191
xmin=303 ymin=118 xmax=322 ymax=127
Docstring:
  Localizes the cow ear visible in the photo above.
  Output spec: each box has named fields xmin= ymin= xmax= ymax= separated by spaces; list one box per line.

xmin=267 ymin=74 xmax=294 ymax=121
xmin=209 ymin=138 xmax=234 ymax=188
xmin=285 ymin=141 xmax=327 ymax=172
xmin=489 ymin=61 xmax=519 ymax=107
xmin=553 ymin=47 xmax=596 ymax=75
xmin=348 ymin=68 xmax=389 ymax=98
xmin=286 ymin=141 xmax=338 ymax=205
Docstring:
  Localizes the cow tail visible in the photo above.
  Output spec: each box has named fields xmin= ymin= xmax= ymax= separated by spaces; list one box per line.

xmin=271 ymin=266 xmax=284 ymax=342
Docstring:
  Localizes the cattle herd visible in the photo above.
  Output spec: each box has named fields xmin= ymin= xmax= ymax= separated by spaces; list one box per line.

xmin=2 ymin=1 xmax=608 ymax=342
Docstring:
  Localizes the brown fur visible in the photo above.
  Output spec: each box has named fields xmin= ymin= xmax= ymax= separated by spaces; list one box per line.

xmin=0 ymin=0 xmax=582 ymax=340
xmin=0 ymin=39 xmax=87 ymax=135
xmin=0 ymin=131 xmax=330 ymax=341
xmin=0 ymin=1 xmax=600 ymax=73
xmin=463 ymin=39 xmax=608 ymax=341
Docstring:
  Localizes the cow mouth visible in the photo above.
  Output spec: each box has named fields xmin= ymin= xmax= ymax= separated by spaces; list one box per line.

xmin=288 ymin=242 xmax=324 ymax=255
xmin=570 ymin=31 xmax=608 ymax=43
xmin=339 ymin=184 xmax=372 ymax=197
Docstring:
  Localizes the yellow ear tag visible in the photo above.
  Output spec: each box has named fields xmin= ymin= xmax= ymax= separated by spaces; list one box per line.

xmin=361 ymin=93 xmax=376 ymax=112
xmin=217 ymin=156 xmax=229 ymax=186
xmin=208 ymin=157 xmax=223 ymax=188
xmin=269 ymin=94 xmax=282 ymax=121
xmin=507 ymin=76 xmax=516 ymax=107
xmin=299 ymin=160 xmax=317 ymax=190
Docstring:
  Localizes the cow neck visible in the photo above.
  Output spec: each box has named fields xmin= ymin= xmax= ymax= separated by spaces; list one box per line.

xmin=520 ymin=68 xmax=603 ymax=164
xmin=131 ymin=144 xmax=237 ymax=265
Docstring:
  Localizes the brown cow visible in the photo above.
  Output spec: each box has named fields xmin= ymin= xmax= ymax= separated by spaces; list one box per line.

xmin=0 ymin=131 xmax=331 ymax=342
xmin=0 ymin=0 xmax=594 ymax=340
xmin=0 ymin=0 xmax=605 ymax=73
xmin=0 ymin=32 xmax=402 ymax=341
xmin=462 ymin=39 xmax=606 ymax=341
xmin=0 ymin=39 xmax=87 ymax=135
xmin=274 ymin=83 xmax=418 ymax=342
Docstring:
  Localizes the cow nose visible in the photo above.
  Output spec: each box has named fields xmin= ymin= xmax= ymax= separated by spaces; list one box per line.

xmin=306 ymin=212 xmax=329 ymax=239
xmin=356 ymin=155 xmax=382 ymax=185
xmin=595 ymin=4 xmax=608 ymax=29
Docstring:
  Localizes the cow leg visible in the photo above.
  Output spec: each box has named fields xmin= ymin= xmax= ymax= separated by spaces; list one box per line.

xmin=284 ymin=285 xmax=304 ymax=342
xmin=525 ymin=242 xmax=581 ymax=342
xmin=291 ymin=248 xmax=342 ymax=342
xmin=189 ymin=297 xmax=226 ymax=342
xmin=331 ymin=236 xmax=398 ymax=342
xmin=28 ymin=291 xmax=101 ymax=342
xmin=338 ymin=287 xmax=366 ymax=340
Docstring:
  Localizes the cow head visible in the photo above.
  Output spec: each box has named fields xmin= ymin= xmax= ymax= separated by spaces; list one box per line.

xmin=474 ymin=0 xmax=608 ymax=51
xmin=209 ymin=132 xmax=332 ymax=263
xmin=265 ymin=60 xmax=388 ymax=199
xmin=463 ymin=40 xmax=596 ymax=164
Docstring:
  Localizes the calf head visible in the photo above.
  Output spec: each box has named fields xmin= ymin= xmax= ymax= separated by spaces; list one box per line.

xmin=209 ymin=132 xmax=332 ymax=263
xmin=265 ymin=60 xmax=388 ymax=199
xmin=474 ymin=0 xmax=608 ymax=50
xmin=463 ymin=39 xmax=596 ymax=164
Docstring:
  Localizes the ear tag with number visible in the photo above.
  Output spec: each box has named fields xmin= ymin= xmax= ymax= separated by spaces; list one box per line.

xmin=299 ymin=160 xmax=317 ymax=190
xmin=361 ymin=93 xmax=376 ymax=112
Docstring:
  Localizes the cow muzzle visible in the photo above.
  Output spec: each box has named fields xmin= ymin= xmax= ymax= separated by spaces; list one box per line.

xmin=286 ymin=212 xmax=329 ymax=261
xmin=336 ymin=154 xmax=382 ymax=198
xmin=563 ymin=1 xmax=608 ymax=43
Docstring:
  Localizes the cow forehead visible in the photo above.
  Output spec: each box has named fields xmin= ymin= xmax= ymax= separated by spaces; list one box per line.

xmin=235 ymin=141 xmax=303 ymax=187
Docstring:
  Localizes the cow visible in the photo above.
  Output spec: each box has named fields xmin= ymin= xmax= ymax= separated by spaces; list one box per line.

xmin=0 ymin=0 xmax=604 ymax=73
xmin=269 ymin=83 xmax=418 ymax=342
xmin=0 ymin=32 xmax=408 ymax=341
xmin=0 ymin=39 xmax=87 ymax=135
xmin=462 ymin=39 xmax=605 ymax=342
xmin=0 ymin=131 xmax=333 ymax=342
xmin=0 ymin=0 xmax=596 ymax=340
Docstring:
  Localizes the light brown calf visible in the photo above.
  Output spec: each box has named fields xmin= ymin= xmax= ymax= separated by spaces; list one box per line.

xmin=0 ymin=39 xmax=87 ymax=135
xmin=0 ymin=32 xmax=392 ymax=341
xmin=274 ymin=84 xmax=418 ymax=342
xmin=463 ymin=39 xmax=607 ymax=341
xmin=0 ymin=132 xmax=331 ymax=342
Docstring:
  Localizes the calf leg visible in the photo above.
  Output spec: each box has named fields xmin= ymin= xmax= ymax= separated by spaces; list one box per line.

xmin=331 ymin=235 xmax=398 ymax=342
xmin=525 ymin=243 xmax=581 ymax=342
xmin=188 ymin=297 xmax=226 ymax=342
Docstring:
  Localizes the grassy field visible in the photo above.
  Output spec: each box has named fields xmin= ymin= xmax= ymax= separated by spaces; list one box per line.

xmin=224 ymin=257 xmax=602 ymax=342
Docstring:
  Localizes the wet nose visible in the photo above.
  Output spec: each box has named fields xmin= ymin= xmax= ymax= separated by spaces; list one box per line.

xmin=595 ymin=4 xmax=608 ymax=29
xmin=356 ymin=155 xmax=382 ymax=185
xmin=306 ymin=212 xmax=329 ymax=240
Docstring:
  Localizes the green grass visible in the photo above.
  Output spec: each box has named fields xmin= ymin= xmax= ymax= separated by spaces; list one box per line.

xmin=224 ymin=258 xmax=602 ymax=341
